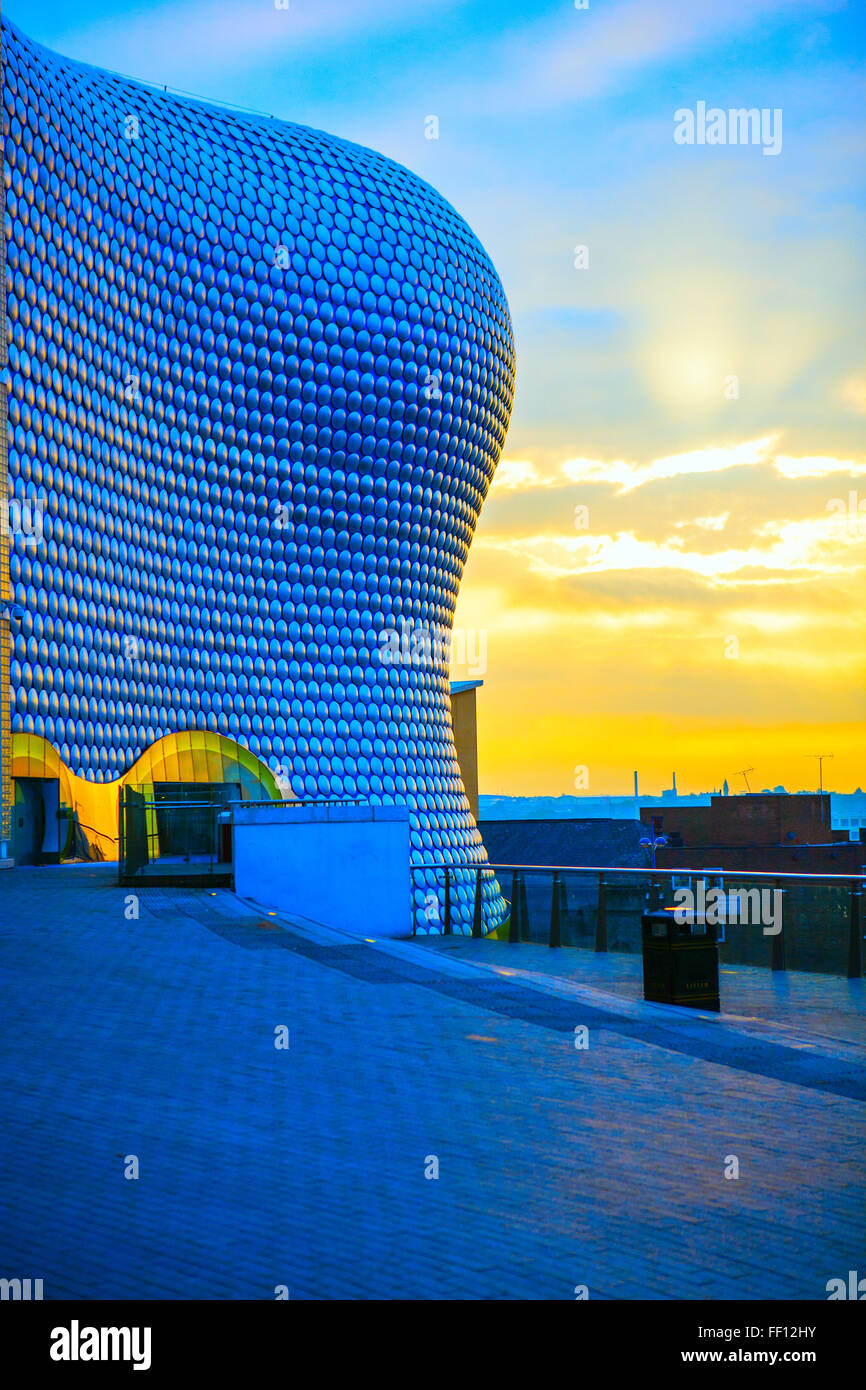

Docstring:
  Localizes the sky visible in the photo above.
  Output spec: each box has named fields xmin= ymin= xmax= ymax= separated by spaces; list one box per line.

xmin=8 ymin=0 xmax=865 ymax=796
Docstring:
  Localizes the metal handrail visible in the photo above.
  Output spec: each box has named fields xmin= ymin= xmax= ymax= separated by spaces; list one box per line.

xmin=410 ymin=861 xmax=866 ymax=883
xmin=231 ymin=798 xmax=366 ymax=810
xmin=69 ymin=819 xmax=118 ymax=843
xmin=409 ymin=859 xmax=863 ymax=976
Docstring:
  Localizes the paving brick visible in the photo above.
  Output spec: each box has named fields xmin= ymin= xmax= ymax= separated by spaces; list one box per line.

xmin=0 ymin=866 xmax=863 ymax=1299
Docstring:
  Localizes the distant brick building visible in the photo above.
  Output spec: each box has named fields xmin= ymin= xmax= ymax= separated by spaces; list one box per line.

xmin=478 ymin=818 xmax=649 ymax=869
xmin=641 ymin=793 xmax=865 ymax=874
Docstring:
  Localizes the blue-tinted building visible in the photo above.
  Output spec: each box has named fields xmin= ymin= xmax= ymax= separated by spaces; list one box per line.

xmin=0 ymin=19 xmax=514 ymax=931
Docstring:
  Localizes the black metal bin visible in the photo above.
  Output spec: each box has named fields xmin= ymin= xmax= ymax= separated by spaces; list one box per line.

xmin=641 ymin=910 xmax=720 ymax=1011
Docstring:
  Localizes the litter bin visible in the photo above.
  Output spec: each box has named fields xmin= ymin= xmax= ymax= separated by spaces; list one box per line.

xmin=641 ymin=910 xmax=720 ymax=1011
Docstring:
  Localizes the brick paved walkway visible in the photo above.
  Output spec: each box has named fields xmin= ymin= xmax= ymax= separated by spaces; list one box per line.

xmin=425 ymin=937 xmax=866 ymax=1045
xmin=0 ymin=866 xmax=863 ymax=1299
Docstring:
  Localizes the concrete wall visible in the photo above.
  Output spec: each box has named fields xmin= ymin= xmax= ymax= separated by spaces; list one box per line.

xmin=233 ymin=802 xmax=412 ymax=938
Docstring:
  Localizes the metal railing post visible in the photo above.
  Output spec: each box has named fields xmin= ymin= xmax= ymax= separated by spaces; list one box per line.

xmin=595 ymin=872 xmax=607 ymax=952
xmin=648 ymin=874 xmax=662 ymax=912
xmin=117 ymin=787 xmax=124 ymax=885
xmin=771 ymin=877 xmax=786 ymax=971
xmin=848 ymin=879 xmax=862 ymax=979
xmin=471 ymin=866 xmax=483 ymax=938
xmin=508 ymin=870 xmax=520 ymax=943
xmin=443 ymin=867 xmax=452 ymax=937
xmin=549 ymin=870 xmax=562 ymax=948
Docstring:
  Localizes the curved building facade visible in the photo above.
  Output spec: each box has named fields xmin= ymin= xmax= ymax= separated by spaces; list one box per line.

xmin=0 ymin=20 xmax=515 ymax=930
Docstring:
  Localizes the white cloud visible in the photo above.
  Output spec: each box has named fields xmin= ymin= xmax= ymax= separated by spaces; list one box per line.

xmin=479 ymin=511 xmax=864 ymax=583
xmin=559 ymin=437 xmax=777 ymax=493
xmin=491 ymin=459 xmax=558 ymax=491
xmin=676 ymin=513 xmax=730 ymax=531
xmin=547 ymin=440 xmax=866 ymax=494
xmin=775 ymin=454 xmax=866 ymax=479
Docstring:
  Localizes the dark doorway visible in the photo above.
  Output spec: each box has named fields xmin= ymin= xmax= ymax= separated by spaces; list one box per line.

xmin=11 ymin=778 xmax=60 ymax=865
